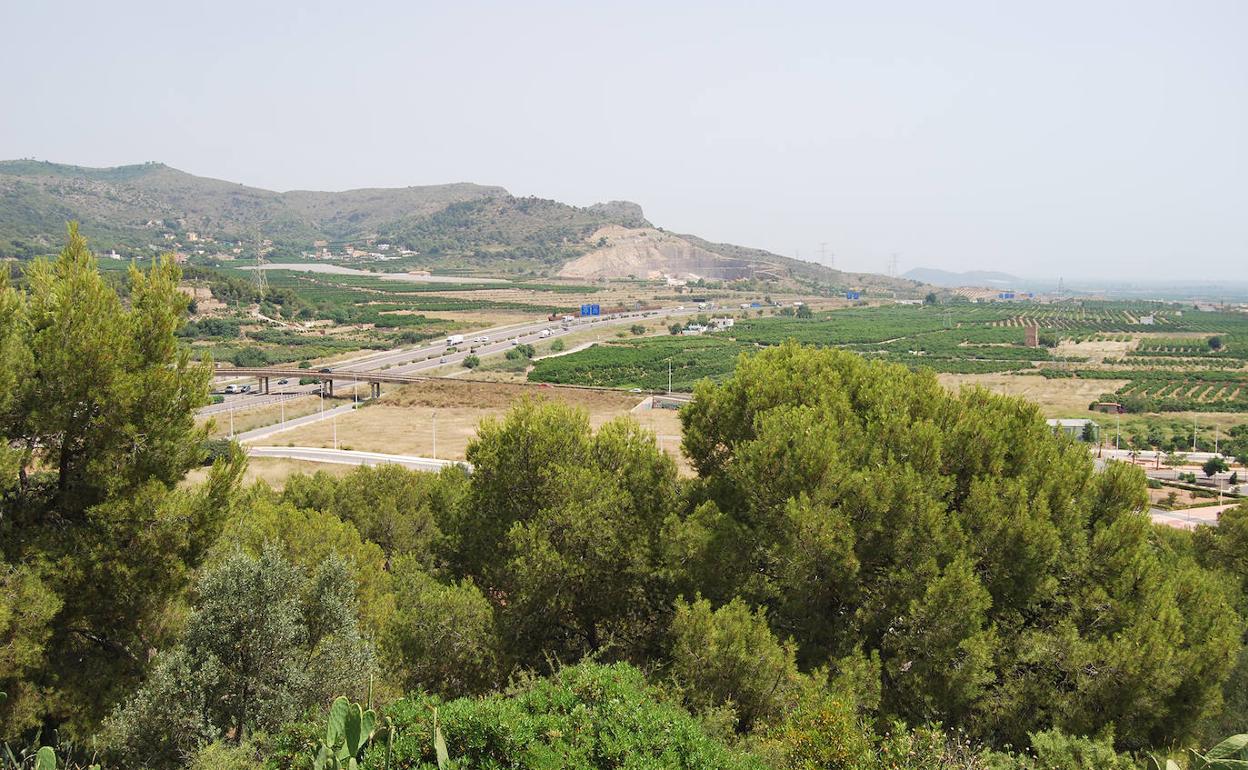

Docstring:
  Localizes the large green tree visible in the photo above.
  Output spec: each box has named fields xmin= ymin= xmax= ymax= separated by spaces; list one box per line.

xmin=454 ymin=401 xmax=680 ymax=668
xmin=674 ymin=342 xmax=1242 ymax=750
xmin=0 ymin=225 xmax=230 ymax=736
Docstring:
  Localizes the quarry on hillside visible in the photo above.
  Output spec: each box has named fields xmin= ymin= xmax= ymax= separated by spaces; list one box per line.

xmin=557 ymin=225 xmax=756 ymax=281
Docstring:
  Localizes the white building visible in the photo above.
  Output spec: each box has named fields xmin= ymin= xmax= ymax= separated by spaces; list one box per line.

xmin=1046 ymin=418 xmax=1098 ymax=441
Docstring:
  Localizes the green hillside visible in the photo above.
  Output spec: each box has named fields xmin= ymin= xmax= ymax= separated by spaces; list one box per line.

xmin=0 ymin=160 xmax=916 ymax=291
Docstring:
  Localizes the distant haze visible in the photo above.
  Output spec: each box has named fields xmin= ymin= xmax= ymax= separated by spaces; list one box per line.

xmin=2 ymin=1 xmax=1244 ymax=281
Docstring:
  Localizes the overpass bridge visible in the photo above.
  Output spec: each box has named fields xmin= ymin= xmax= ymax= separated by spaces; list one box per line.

xmin=216 ymin=366 xmax=432 ymax=397
xmin=213 ymin=366 xmax=663 ymax=399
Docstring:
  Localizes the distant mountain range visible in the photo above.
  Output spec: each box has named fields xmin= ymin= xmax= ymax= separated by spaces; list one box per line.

xmin=0 ymin=160 xmax=920 ymax=291
xmin=903 ymin=267 xmax=1022 ymax=288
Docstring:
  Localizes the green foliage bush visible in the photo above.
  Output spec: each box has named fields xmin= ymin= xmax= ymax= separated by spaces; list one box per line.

xmin=670 ymin=596 xmax=814 ymax=732
xmin=103 ymin=546 xmax=374 ymax=769
xmin=371 ymin=662 xmax=766 ymax=770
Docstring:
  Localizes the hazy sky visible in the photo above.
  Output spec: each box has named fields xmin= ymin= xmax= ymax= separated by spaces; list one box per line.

xmin=2 ymin=1 xmax=1244 ymax=280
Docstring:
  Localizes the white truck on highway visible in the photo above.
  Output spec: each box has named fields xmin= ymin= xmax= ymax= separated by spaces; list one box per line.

xmin=445 ymin=334 xmax=465 ymax=346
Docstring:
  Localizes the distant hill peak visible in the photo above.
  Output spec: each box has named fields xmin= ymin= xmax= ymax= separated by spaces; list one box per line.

xmin=585 ymin=201 xmax=649 ymax=228
xmin=904 ymin=267 xmax=1021 ymax=288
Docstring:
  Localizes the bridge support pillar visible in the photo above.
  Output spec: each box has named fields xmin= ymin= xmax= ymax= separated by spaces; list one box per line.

xmin=371 ymin=382 xmax=381 ymax=400
xmin=261 ymin=377 xmax=269 ymax=394
xmin=323 ymin=378 xmax=334 ymax=397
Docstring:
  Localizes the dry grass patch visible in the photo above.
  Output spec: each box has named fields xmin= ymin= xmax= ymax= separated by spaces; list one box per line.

xmin=936 ymin=373 xmax=1131 ymax=417
xmin=199 ymin=392 xmax=367 ymax=438
xmin=182 ymin=457 xmax=354 ymax=491
xmin=269 ymin=380 xmax=693 ymax=473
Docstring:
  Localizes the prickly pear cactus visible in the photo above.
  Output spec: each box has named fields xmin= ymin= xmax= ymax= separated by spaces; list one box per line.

xmin=313 ymin=696 xmax=382 ymax=770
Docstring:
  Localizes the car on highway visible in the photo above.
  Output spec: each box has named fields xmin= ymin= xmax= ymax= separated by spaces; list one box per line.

xmin=223 ymin=384 xmax=238 ymax=394
xmin=318 ymin=367 xmax=332 ymax=373
xmin=277 ymin=378 xmax=288 ymax=385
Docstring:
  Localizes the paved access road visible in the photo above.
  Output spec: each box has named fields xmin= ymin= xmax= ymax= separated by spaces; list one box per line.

xmin=232 ymin=402 xmax=358 ymax=443
xmin=1150 ymin=503 xmax=1239 ymax=530
xmin=247 ymin=445 xmax=469 ymax=474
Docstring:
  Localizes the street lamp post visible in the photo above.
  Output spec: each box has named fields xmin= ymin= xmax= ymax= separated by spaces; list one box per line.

xmin=432 ymin=410 xmax=438 ymax=459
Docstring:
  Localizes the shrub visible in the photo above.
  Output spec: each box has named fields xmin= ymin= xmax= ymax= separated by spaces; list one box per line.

xmin=200 ymin=437 xmax=234 ymax=466
xmin=371 ymin=662 xmax=765 ymax=769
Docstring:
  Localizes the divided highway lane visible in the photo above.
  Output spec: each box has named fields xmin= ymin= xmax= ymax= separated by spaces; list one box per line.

xmin=383 ymin=305 xmax=704 ymax=376
xmin=338 ymin=306 xmax=701 ymax=375
xmin=207 ymin=304 xmax=707 ymax=408
xmin=200 ymin=388 xmax=317 ymax=416
xmin=334 ymin=316 xmax=559 ymax=372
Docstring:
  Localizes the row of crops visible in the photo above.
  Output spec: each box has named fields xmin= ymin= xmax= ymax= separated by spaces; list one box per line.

xmin=529 ymin=337 xmax=752 ymax=391
xmin=1038 ymin=367 xmax=1248 ymax=413
xmin=530 ymin=306 xmax=1052 ymax=390
xmin=1129 ymin=335 xmax=1247 ymax=361
xmin=531 ymin=301 xmax=1248 ymax=394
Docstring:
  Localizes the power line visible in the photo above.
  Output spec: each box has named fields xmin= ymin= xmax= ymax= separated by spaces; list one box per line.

xmin=252 ymin=229 xmax=267 ymax=297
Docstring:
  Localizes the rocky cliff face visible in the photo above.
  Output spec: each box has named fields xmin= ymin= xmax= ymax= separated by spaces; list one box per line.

xmin=559 ymin=225 xmax=754 ymax=280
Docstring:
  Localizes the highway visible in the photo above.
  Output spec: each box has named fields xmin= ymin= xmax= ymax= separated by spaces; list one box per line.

xmin=200 ymin=389 xmax=313 ymax=416
xmin=206 ymin=303 xmax=707 ymax=412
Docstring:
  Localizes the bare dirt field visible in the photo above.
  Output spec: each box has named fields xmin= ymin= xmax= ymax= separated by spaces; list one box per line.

xmin=936 ymin=373 xmax=1131 ymax=417
xmin=266 ymin=380 xmax=691 ymax=472
xmin=1053 ymin=338 xmax=1136 ymax=362
xmin=1148 ymin=485 xmax=1220 ymax=509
